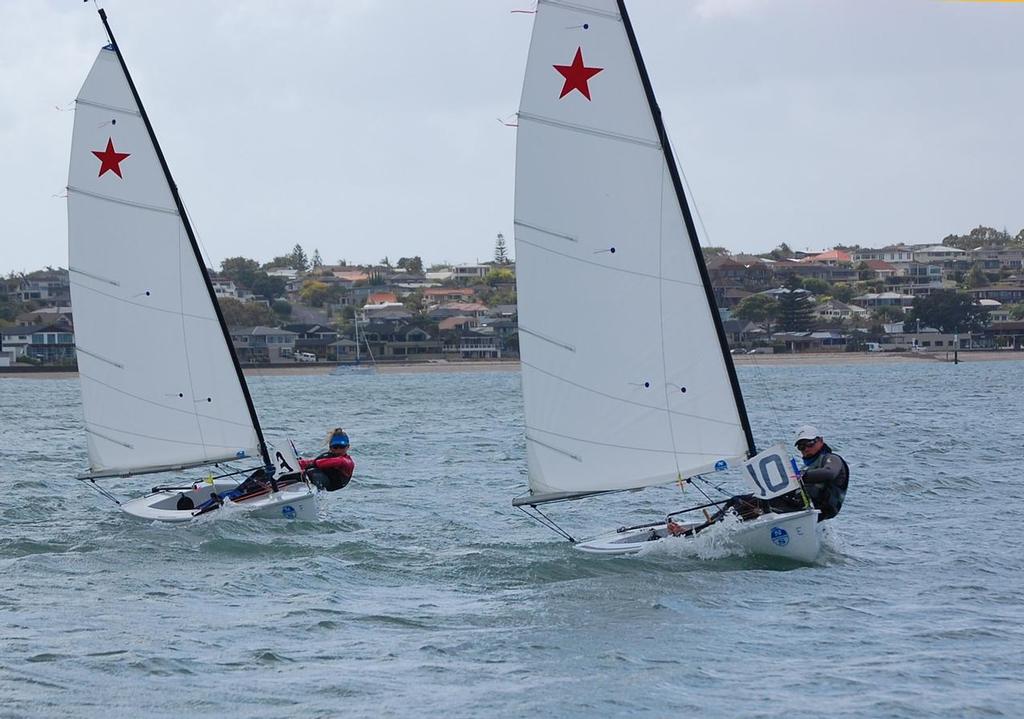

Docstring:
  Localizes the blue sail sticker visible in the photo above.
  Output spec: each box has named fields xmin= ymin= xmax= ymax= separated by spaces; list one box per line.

xmin=770 ymin=527 xmax=789 ymax=546
xmin=235 ymin=450 xmax=247 ymax=458
xmin=281 ymin=505 xmax=296 ymax=519
xmin=714 ymin=460 xmax=728 ymax=472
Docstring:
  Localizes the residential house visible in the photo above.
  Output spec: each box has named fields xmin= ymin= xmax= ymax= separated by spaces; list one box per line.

xmin=452 ymin=263 xmax=490 ymax=281
xmin=423 ymin=287 xmax=476 ymax=305
xmin=15 ymin=306 xmax=73 ymax=328
xmin=851 ymin=292 xmax=915 ymax=309
xmin=229 ymin=326 xmax=298 ymax=363
xmin=814 ymin=299 xmax=869 ymax=322
xmin=967 ymin=281 xmax=1024 ymax=305
xmin=284 ymin=323 xmax=339 ymax=359
xmin=12 ymin=269 xmax=71 ymax=305
xmin=428 ymin=302 xmax=489 ymax=320
xmin=361 ymin=321 xmax=443 ymax=358
xmin=442 ymin=328 xmax=504 ymax=359
xmin=852 ymin=245 xmax=915 ymax=265
xmin=806 ymin=250 xmax=852 ymax=266
xmin=1 ymin=323 xmax=76 ymax=364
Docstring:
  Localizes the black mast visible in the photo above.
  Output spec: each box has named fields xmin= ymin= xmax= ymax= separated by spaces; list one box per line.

xmin=97 ymin=9 xmax=276 ymax=476
xmin=617 ymin=0 xmax=757 ymax=458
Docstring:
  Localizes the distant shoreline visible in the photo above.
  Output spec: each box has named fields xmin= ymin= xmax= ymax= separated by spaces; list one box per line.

xmin=2 ymin=351 xmax=1021 ymax=380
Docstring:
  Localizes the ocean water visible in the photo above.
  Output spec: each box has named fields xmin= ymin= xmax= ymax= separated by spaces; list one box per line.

xmin=1 ymin=359 xmax=1022 ymax=718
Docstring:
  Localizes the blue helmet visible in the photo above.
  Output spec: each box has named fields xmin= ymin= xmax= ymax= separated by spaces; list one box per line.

xmin=329 ymin=431 xmax=350 ymax=449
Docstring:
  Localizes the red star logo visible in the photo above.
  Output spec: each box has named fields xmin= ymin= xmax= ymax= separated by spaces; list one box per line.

xmin=553 ymin=47 xmax=603 ymax=101
xmin=92 ymin=138 xmax=131 ymax=178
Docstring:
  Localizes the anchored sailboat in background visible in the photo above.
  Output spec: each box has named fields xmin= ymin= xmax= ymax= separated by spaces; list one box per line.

xmin=511 ymin=0 xmax=823 ymax=560
xmin=68 ymin=9 xmax=316 ymax=522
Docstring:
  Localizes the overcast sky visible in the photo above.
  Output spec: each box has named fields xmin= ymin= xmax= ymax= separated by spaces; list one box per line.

xmin=3 ymin=0 xmax=1022 ymax=275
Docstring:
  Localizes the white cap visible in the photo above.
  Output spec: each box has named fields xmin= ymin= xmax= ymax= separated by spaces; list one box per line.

xmin=793 ymin=425 xmax=820 ymax=445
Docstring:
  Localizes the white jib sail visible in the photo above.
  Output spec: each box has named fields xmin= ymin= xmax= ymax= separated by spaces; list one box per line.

xmin=514 ymin=0 xmax=751 ymax=502
xmin=67 ymin=46 xmax=261 ymax=478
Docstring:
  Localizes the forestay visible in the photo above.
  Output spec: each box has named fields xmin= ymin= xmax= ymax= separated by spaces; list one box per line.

xmin=514 ymin=0 xmax=754 ymax=504
xmin=67 ymin=45 xmax=261 ymax=479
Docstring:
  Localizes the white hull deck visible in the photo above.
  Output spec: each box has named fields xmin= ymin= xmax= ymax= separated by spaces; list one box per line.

xmin=120 ymin=477 xmax=318 ymax=523
xmin=575 ymin=509 xmax=823 ymax=562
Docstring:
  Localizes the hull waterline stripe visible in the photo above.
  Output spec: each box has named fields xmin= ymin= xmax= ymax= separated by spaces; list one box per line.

xmin=68 ymin=186 xmax=178 ymax=215
xmin=517 ymin=112 xmax=660 ymax=150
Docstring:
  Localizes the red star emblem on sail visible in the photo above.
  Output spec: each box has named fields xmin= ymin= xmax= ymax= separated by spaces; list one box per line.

xmin=553 ymin=47 xmax=603 ymax=101
xmin=92 ymin=138 xmax=131 ymax=178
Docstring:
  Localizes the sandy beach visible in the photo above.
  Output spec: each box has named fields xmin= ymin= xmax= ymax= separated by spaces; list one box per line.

xmin=2 ymin=352 xmax=1021 ymax=380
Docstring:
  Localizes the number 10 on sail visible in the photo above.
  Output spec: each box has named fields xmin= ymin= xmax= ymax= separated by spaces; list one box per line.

xmin=743 ymin=444 xmax=800 ymax=499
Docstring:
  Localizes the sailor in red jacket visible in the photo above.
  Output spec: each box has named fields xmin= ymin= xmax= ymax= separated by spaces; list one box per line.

xmin=299 ymin=429 xmax=355 ymax=492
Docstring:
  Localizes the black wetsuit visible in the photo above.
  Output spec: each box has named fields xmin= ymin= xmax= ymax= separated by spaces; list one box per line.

xmin=800 ymin=443 xmax=849 ymax=521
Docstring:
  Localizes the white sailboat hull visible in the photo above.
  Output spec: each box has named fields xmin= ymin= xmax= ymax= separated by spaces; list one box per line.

xmin=120 ymin=478 xmax=318 ymax=523
xmin=574 ymin=509 xmax=823 ymax=562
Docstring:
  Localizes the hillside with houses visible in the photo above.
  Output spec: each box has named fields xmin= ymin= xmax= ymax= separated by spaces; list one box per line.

xmin=3 ymin=227 xmax=1024 ymax=368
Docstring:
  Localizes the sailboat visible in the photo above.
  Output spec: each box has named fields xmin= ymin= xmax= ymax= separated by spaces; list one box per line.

xmin=333 ymin=316 xmax=376 ymax=374
xmin=67 ymin=9 xmax=317 ymax=522
xmin=511 ymin=0 xmax=823 ymax=560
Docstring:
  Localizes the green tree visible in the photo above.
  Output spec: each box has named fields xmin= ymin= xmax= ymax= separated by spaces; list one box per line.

xmin=397 ymin=256 xmax=424 ymax=274
xmin=734 ymin=294 xmax=779 ymax=329
xmin=311 ymin=249 xmax=323 ymax=269
xmin=494 ymin=233 xmax=510 ymax=264
xmin=272 ymin=299 xmax=292 ymax=317
xmin=249 ymin=274 xmax=287 ymax=301
xmin=701 ymin=247 xmax=730 ymax=261
xmin=801 ymin=277 xmax=831 ymax=296
xmin=767 ymin=242 xmax=794 ymax=261
xmin=871 ymin=305 xmax=905 ymax=323
xmin=777 ymin=276 xmax=814 ymax=331
xmin=964 ymin=263 xmax=988 ymax=289
xmin=289 ymin=244 xmax=309 ymax=271
xmin=485 ymin=267 xmax=515 ymax=286
xmin=217 ymin=297 xmax=275 ymax=327
xmin=299 ymin=280 xmax=330 ymax=307
xmin=1007 ymin=303 xmax=1024 ymax=320
xmin=831 ymin=283 xmax=856 ymax=303
xmin=907 ymin=290 xmax=989 ymax=334
xmin=220 ymin=256 xmax=261 ymax=289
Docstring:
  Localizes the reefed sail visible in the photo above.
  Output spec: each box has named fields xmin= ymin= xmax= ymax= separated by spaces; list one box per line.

xmin=513 ymin=0 xmax=754 ymax=504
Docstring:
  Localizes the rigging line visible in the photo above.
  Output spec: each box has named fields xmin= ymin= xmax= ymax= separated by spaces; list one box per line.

xmin=516 ymin=236 xmax=705 ymax=289
xmin=176 ymin=222 xmax=211 ymax=461
xmin=77 ymin=478 xmax=121 ymax=506
xmin=656 ymin=161 xmax=684 ymax=482
xmin=521 ymin=359 xmax=744 ymax=428
xmin=78 ymin=371 xmax=254 ymax=430
xmin=516 ymin=505 xmax=575 ymax=543
xmin=668 ymin=139 xmax=789 ymax=444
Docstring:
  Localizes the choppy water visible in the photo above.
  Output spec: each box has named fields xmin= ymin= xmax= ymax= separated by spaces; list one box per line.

xmin=1 ymin=359 xmax=1022 ymax=718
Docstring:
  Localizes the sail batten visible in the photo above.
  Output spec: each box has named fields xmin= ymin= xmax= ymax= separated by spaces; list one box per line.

xmin=69 ymin=17 xmax=266 ymax=480
xmin=514 ymin=0 xmax=754 ymax=502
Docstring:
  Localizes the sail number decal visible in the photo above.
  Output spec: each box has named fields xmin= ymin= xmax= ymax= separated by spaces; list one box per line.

xmin=742 ymin=443 xmax=800 ymax=499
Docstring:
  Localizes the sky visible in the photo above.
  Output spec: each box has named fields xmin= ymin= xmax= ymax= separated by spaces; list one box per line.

xmin=3 ymin=0 xmax=1023 ymax=275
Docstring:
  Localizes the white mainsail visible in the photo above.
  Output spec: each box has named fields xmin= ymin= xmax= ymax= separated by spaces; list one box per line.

xmin=67 ymin=44 xmax=261 ymax=479
xmin=514 ymin=0 xmax=754 ymax=503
